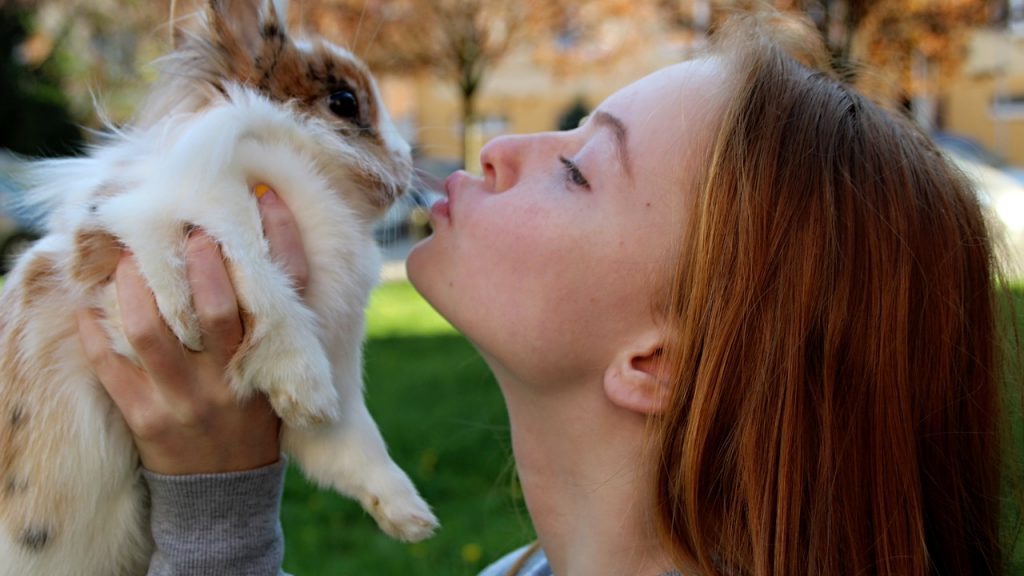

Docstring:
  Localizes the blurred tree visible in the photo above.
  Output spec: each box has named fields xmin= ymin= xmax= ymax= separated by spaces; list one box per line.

xmin=305 ymin=0 xmax=658 ymax=166
xmin=306 ymin=0 xmax=539 ymax=167
xmin=531 ymin=0 xmax=660 ymax=75
xmin=670 ymin=0 xmax=1000 ymax=128
xmin=855 ymin=0 xmax=998 ymax=128
xmin=3 ymin=0 xmax=177 ymax=138
xmin=557 ymin=97 xmax=590 ymax=131
xmin=0 ymin=3 xmax=82 ymax=156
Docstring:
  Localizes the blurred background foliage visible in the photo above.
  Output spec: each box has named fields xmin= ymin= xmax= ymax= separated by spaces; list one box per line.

xmin=5 ymin=0 xmax=1020 ymax=268
xmin=0 ymin=0 xmax=1014 ymax=156
xmin=0 ymin=4 xmax=81 ymax=156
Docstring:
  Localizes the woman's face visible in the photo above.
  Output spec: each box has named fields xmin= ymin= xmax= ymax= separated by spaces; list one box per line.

xmin=407 ymin=59 xmax=727 ymax=389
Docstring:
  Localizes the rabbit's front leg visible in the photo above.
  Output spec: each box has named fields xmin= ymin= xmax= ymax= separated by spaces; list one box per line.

xmin=220 ymin=249 xmax=339 ymax=427
xmin=98 ymin=188 xmax=338 ymax=428
xmin=206 ymin=204 xmax=339 ymax=428
xmin=94 ymin=193 xmax=203 ymax=351
xmin=284 ymin=339 xmax=438 ymax=542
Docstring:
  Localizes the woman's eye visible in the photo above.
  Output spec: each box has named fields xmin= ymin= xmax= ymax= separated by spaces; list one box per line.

xmin=329 ymin=89 xmax=359 ymax=119
xmin=559 ymin=155 xmax=590 ymax=190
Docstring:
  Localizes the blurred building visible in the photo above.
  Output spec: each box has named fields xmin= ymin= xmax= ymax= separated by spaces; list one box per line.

xmin=399 ymin=44 xmax=683 ymax=172
xmin=395 ymin=0 xmax=1024 ymax=172
xmin=944 ymin=11 xmax=1024 ymax=166
xmin=394 ymin=1 xmax=713 ymax=171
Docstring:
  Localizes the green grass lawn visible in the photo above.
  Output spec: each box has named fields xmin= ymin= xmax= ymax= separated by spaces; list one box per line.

xmin=281 ymin=282 xmax=535 ymax=575
xmin=283 ymin=282 xmax=1024 ymax=574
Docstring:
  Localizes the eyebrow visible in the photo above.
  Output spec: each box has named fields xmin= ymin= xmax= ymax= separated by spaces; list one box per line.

xmin=591 ymin=110 xmax=632 ymax=179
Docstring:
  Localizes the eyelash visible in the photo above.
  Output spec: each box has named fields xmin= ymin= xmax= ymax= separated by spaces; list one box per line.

xmin=559 ymin=155 xmax=590 ymax=190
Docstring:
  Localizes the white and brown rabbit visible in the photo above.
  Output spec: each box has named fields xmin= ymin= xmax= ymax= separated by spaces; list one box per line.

xmin=0 ymin=0 xmax=438 ymax=573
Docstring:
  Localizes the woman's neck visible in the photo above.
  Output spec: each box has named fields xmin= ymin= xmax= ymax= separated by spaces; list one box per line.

xmin=497 ymin=372 xmax=678 ymax=576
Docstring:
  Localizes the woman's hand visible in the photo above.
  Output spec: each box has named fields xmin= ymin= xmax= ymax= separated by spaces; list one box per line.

xmin=76 ymin=187 xmax=308 ymax=475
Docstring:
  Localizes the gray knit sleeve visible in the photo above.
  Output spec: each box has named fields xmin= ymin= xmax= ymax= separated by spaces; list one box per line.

xmin=143 ymin=458 xmax=288 ymax=576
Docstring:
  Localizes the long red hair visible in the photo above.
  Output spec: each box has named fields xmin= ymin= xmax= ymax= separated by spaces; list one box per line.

xmin=654 ymin=11 xmax=1016 ymax=576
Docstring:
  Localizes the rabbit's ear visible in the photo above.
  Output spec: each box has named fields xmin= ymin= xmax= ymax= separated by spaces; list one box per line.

xmin=207 ymin=0 xmax=288 ymax=57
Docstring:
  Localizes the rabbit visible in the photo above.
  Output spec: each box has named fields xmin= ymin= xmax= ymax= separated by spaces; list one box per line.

xmin=0 ymin=0 xmax=438 ymax=574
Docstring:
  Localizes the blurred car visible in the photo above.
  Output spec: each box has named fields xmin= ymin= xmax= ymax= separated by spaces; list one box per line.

xmin=0 ymin=161 xmax=46 ymax=275
xmin=933 ymin=132 xmax=1024 ymax=186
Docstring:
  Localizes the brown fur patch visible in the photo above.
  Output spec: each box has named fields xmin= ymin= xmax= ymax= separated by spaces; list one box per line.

xmin=20 ymin=254 xmax=60 ymax=307
xmin=0 ymin=267 xmax=75 ymax=549
xmin=86 ymin=180 xmax=127 ymax=216
xmin=0 ymin=318 xmax=30 ymax=544
xmin=0 ymin=334 xmax=72 ymax=550
xmin=254 ymin=38 xmax=381 ymax=142
xmin=70 ymin=230 xmax=120 ymax=287
xmin=0 ymin=317 xmax=27 ymax=485
xmin=92 ymin=181 xmax=125 ymax=202
xmin=348 ymin=162 xmax=398 ymax=209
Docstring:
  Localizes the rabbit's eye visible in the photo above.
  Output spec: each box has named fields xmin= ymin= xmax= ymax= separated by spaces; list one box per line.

xmin=329 ymin=90 xmax=359 ymax=119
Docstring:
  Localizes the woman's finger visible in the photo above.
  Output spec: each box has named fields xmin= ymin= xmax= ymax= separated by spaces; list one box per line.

xmin=185 ymin=230 xmax=243 ymax=365
xmin=254 ymin=184 xmax=309 ymax=296
xmin=75 ymin=307 xmax=153 ymax=427
xmin=114 ymin=252 xmax=190 ymax=389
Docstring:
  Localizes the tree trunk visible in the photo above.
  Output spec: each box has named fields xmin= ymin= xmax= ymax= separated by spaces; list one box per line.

xmin=911 ymin=50 xmax=938 ymax=132
xmin=460 ymin=86 xmax=477 ymax=169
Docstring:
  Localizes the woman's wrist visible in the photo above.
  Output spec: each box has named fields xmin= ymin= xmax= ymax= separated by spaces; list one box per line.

xmin=145 ymin=457 xmax=288 ymax=576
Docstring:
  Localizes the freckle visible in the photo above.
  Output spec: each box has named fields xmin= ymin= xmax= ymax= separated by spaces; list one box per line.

xmin=20 ymin=526 xmax=49 ymax=551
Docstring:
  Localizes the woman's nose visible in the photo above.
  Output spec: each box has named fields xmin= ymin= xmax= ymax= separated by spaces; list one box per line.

xmin=479 ymin=134 xmax=526 ymax=193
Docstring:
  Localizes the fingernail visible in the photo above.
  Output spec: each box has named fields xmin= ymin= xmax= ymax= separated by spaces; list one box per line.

xmin=253 ymin=184 xmax=276 ymax=204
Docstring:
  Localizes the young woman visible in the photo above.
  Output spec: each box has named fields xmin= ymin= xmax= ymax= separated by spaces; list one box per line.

xmin=75 ymin=10 xmax=1018 ymax=576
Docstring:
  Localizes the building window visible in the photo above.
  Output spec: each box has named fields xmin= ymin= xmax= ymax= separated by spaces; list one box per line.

xmin=1011 ymin=0 xmax=1024 ymax=35
xmin=991 ymin=93 xmax=1024 ymax=120
xmin=693 ymin=0 xmax=711 ymax=32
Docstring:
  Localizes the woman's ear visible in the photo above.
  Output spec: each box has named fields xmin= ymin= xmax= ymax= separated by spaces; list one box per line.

xmin=603 ymin=332 xmax=672 ymax=415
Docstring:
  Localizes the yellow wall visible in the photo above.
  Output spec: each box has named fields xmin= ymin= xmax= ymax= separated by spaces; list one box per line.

xmin=402 ymin=41 xmax=687 ymax=171
xmin=390 ymin=25 xmax=1024 ymax=171
xmin=943 ymin=30 xmax=1024 ymax=167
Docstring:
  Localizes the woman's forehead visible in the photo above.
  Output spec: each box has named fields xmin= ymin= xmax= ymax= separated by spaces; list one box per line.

xmin=602 ymin=58 xmax=727 ymax=132
xmin=598 ymin=58 xmax=729 ymax=187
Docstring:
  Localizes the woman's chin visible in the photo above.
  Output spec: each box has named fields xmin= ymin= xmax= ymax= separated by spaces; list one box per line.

xmin=404 ymin=237 xmax=447 ymax=307
xmin=404 ymin=236 xmax=432 ymax=286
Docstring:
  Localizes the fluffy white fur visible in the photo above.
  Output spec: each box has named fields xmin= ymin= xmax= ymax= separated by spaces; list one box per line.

xmin=0 ymin=2 xmax=436 ymax=574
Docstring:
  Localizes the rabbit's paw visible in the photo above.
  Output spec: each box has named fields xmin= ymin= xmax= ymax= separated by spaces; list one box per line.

xmin=163 ymin=305 xmax=203 ymax=352
xmin=258 ymin=347 xmax=339 ymax=428
xmin=361 ymin=477 xmax=439 ymax=542
xmin=138 ymin=254 xmax=203 ymax=351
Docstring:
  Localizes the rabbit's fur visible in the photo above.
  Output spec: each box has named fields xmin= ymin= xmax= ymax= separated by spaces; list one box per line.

xmin=0 ymin=1 xmax=437 ymax=573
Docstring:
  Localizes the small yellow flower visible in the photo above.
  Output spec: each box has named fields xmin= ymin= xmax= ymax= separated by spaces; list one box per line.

xmin=419 ymin=449 xmax=439 ymax=476
xmin=461 ymin=542 xmax=483 ymax=564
